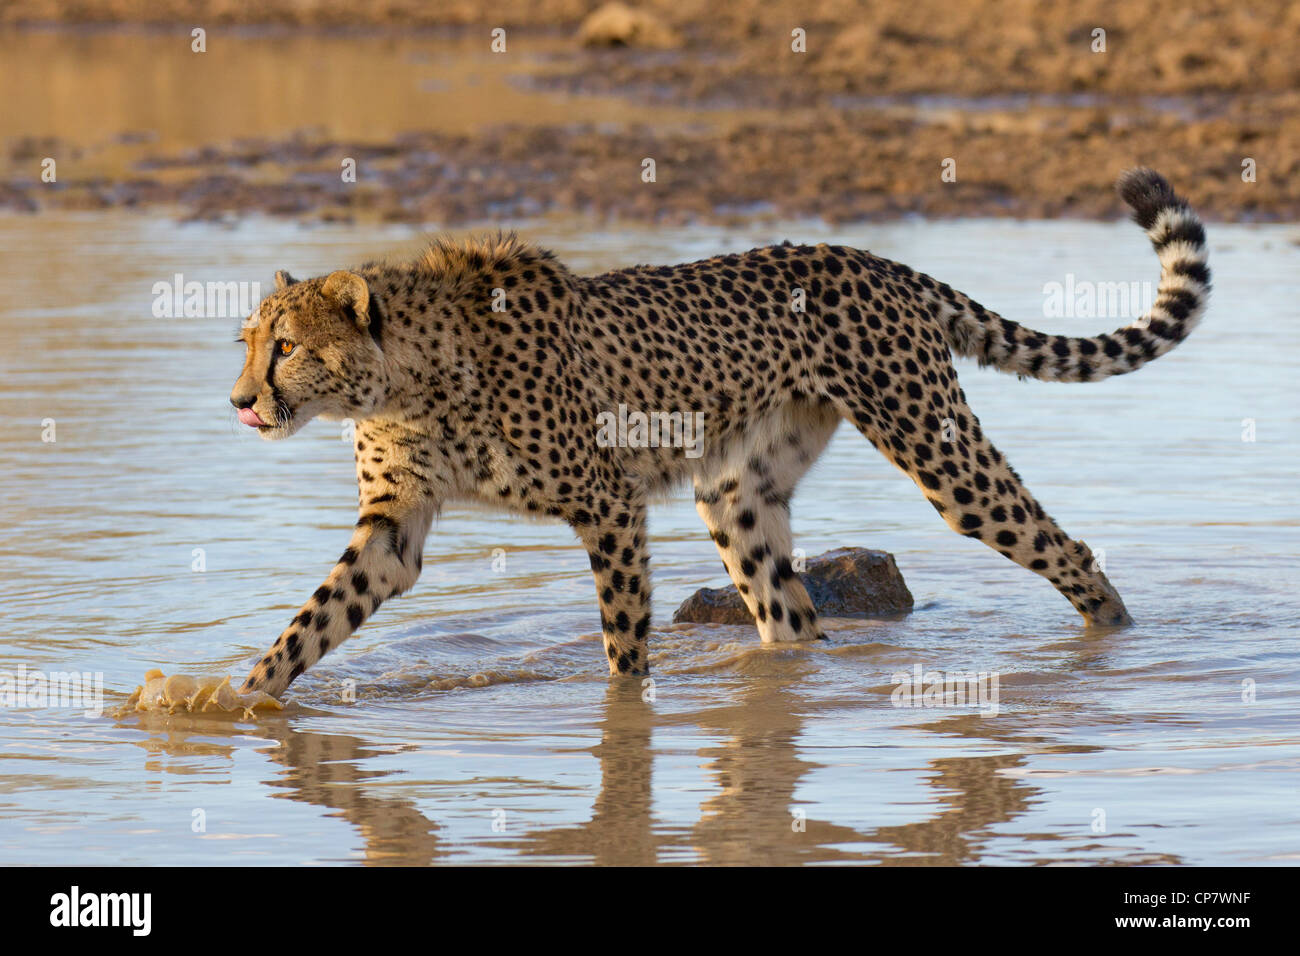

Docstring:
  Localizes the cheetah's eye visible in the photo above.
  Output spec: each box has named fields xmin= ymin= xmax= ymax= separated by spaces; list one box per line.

xmin=277 ymin=339 xmax=296 ymax=357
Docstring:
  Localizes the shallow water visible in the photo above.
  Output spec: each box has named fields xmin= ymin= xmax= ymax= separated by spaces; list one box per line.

xmin=0 ymin=212 xmax=1297 ymax=865
xmin=0 ymin=28 xmax=748 ymax=181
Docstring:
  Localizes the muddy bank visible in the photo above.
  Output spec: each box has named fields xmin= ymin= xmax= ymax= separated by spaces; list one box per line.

xmin=7 ymin=0 xmax=1300 ymax=98
xmin=7 ymin=101 xmax=1293 ymax=225
xmin=2 ymin=2 xmax=1297 ymax=224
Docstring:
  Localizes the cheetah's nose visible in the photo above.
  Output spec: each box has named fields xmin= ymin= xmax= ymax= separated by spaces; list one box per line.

xmin=237 ymin=407 xmax=267 ymax=428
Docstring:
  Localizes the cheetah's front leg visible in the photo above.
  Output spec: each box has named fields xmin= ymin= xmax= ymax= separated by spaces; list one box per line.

xmin=575 ymin=503 xmax=652 ymax=676
xmin=240 ymin=497 xmax=438 ymax=699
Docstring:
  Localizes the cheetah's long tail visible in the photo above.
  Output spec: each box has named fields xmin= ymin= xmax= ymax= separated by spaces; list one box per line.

xmin=935 ymin=168 xmax=1210 ymax=382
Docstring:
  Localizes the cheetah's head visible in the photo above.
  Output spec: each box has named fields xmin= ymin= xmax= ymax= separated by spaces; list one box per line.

xmin=230 ymin=269 xmax=386 ymax=440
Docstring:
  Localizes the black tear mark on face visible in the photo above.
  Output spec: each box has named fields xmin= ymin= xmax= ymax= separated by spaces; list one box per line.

xmin=367 ymin=293 xmax=385 ymax=348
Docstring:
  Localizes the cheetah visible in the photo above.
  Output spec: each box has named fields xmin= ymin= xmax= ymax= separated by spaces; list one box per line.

xmin=230 ymin=169 xmax=1209 ymax=697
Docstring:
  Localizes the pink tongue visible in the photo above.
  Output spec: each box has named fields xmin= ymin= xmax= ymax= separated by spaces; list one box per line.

xmin=238 ymin=407 xmax=267 ymax=428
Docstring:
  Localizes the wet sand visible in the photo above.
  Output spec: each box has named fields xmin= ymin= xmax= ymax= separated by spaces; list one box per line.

xmin=2 ymin=2 xmax=1298 ymax=223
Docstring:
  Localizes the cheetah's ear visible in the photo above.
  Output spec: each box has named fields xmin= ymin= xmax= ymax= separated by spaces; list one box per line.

xmin=274 ymin=269 xmax=298 ymax=291
xmin=320 ymin=270 xmax=371 ymax=329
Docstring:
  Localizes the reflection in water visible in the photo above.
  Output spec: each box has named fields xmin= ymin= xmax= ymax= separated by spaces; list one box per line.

xmin=866 ymin=752 xmax=1036 ymax=865
xmin=262 ymin=720 xmax=444 ymax=865
xmin=120 ymin=656 xmax=1195 ymax=866
xmin=691 ymin=667 xmax=875 ymax=864
xmin=685 ymin=668 xmax=1075 ymax=865
xmin=515 ymin=683 xmax=657 ymax=865
xmin=127 ymin=713 xmax=442 ymax=865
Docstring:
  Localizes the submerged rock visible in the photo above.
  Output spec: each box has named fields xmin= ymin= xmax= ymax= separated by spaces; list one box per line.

xmin=673 ymin=547 xmax=913 ymax=625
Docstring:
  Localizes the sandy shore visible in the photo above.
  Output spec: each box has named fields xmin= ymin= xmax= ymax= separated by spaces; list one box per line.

xmin=2 ymin=1 xmax=1297 ymax=223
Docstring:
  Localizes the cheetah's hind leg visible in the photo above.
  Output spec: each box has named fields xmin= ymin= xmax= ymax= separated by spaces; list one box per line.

xmin=692 ymin=399 xmax=840 ymax=642
xmin=837 ymin=387 xmax=1132 ymax=627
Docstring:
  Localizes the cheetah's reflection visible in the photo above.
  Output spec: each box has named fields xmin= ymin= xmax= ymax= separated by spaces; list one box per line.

xmin=126 ymin=663 xmax=1176 ymax=864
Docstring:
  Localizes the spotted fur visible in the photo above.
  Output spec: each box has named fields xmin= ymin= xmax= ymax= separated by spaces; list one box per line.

xmin=230 ymin=169 xmax=1209 ymax=697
